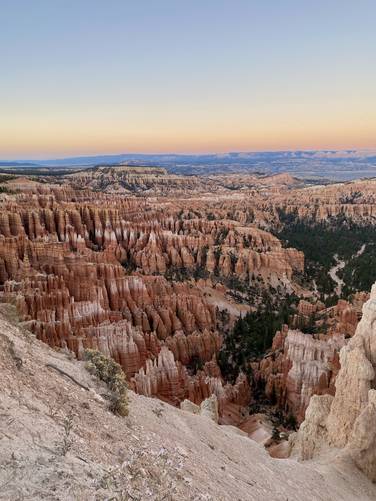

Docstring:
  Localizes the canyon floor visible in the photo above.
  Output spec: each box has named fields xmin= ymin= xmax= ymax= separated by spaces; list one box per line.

xmin=1 ymin=305 xmax=376 ymax=501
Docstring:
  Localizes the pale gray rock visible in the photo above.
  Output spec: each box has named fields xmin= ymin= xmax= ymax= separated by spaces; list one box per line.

xmin=293 ymin=283 xmax=376 ymax=482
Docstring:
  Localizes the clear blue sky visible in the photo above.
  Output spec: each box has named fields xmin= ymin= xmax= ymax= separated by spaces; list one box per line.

xmin=1 ymin=0 xmax=375 ymax=158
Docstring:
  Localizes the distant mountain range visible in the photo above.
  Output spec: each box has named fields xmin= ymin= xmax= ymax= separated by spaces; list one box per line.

xmin=0 ymin=161 xmax=40 ymax=167
xmin=1 ymin=150 xmax=376 ymax=181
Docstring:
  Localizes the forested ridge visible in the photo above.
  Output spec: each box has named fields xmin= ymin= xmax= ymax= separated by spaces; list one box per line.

xmin=275 ymin=211 xmax=376 ymax=299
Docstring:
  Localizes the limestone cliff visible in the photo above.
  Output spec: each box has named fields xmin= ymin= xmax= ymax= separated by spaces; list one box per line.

xmin=292 ymin=282 xmax=376 ymax=482
xmin=254 ymin=294 xmax=366 ymax=423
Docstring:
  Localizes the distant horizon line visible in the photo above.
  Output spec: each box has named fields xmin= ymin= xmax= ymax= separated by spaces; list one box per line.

xmin=2 ymin=147 xmax=376 ymax=163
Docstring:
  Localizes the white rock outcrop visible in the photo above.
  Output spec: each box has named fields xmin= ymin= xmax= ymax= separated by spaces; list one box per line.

xmin=199 ymin=394 xmax=219 ymax=423
xmin=347 ymin=389 xmax=376 ymax=481
xmin=292 ymin=283 xmax=376 ymax=481
xmin=180 ymin=394 xmax=219 ymax=423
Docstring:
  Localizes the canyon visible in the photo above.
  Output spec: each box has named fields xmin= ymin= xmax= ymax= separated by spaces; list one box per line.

xmin=0 ymin=171 xmax=307 ymax=426
xmin=1 ymin=166 xmax=376 ymax=497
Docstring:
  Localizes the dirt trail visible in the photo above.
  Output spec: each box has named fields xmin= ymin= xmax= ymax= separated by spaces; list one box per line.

xmin=328 ymin=244 xmax=366 ymax=296
xmin=329 ymin=254 xmax=345 ymax=296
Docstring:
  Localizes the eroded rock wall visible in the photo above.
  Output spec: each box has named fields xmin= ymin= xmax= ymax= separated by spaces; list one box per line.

xmin=254 ymin=295 xmax=365 ymax=422
xmin=0 ymin=184 xmax=262 ymax=416
xmin=292 ymin=283 xmax=376 ymax=481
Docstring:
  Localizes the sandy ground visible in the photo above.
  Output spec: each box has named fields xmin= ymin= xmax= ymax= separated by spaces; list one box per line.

xmin=202 ymin=285 xmax=250 ymax=318
xmin=329 ymin=254 xmax=346 ymax=297
xmin=328 ymin=245 xmax=366 ymax=297
xmin=1 ymin=306 xmax=376 ymax=500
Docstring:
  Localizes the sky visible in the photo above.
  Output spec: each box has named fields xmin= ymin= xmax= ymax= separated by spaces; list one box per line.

xmin=1 ymin=0 xmax=375 ymax=159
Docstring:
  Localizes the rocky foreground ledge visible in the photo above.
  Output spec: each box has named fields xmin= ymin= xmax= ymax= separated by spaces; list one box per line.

xmin=1 ymin=304 xmax=376 ymax=500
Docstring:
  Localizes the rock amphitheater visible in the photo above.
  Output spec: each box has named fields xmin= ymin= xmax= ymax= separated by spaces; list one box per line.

xmin=1 ymin=168 xmax=376 ymax=499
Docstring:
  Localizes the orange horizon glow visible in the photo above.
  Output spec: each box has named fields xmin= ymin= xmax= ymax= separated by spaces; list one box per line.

xmin=1 ymin=2 xmax=375 ymax=160
xmin=1 ymin=111 xmax=375 ymax=159
xmin=2 ymin=134 xmax=375 ymax=160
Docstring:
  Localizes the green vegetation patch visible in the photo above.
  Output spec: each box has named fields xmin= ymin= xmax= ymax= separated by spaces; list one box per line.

xmin=84 ymin=349 xmax=129 ymax=416
xmin=276 ymin=211 xmax=376 ymax=299
xmin=341 ymin=243 xmax=376 ymax=295
xmin=217 ymin=295 xmax=297 ymax=383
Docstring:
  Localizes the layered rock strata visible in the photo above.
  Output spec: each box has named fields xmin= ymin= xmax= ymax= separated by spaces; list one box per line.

xmin=0 ymin=183 xmax=269 ymax=417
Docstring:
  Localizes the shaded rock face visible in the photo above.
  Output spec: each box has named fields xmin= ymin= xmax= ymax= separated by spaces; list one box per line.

xmin=254 ymin=326 xmax=344 ymax=424
xmin=285 ymin=330 xmax=345 ymax=422
xmin=132 ymin=345 xmax=250 ymax=415
xmin=268 ymin=178 xmax=376 ymax=226
xmin=254 ymin=295 xmax=366 ymax=423
xmin=293 ymin=283 xmax=376 ymax=482
xmin=67 ymin=165 xmax=201 ymax=195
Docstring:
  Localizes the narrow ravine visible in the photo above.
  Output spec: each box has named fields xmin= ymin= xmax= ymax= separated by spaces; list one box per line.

xmin=328 ymin=244 xmax=366 ymax=296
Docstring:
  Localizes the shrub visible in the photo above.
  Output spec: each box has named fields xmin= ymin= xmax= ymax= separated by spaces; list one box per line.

xmin=285 ymin=413 xmax=297 ymax=430
xmin=60 ymin=411 xmax=74 ymax=455
xmin=0 ymin=186 xmax=16 ymax=194
xmin=84 ymin=349 xmax=129 ymax=416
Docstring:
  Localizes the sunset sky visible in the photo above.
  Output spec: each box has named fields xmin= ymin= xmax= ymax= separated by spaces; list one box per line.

xmin=1 ymin=0 xmax=375 ymax=159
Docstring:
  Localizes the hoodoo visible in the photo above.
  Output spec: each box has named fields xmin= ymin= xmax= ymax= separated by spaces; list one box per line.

xmin=292 ymin=282 xmax=376 ymax=481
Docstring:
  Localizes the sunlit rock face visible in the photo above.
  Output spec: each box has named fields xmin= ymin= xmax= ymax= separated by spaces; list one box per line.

xmin=3 ymin=171 xmax=375 ymax=434
xmin=1 ymin=178 xmax=271 ymax=417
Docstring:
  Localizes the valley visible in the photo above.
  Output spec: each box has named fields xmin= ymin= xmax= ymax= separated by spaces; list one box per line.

xmin=1 ymin=165 xmax=376 ymax=497
xmin=3 ymin=3 xmax=376 ymax=498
